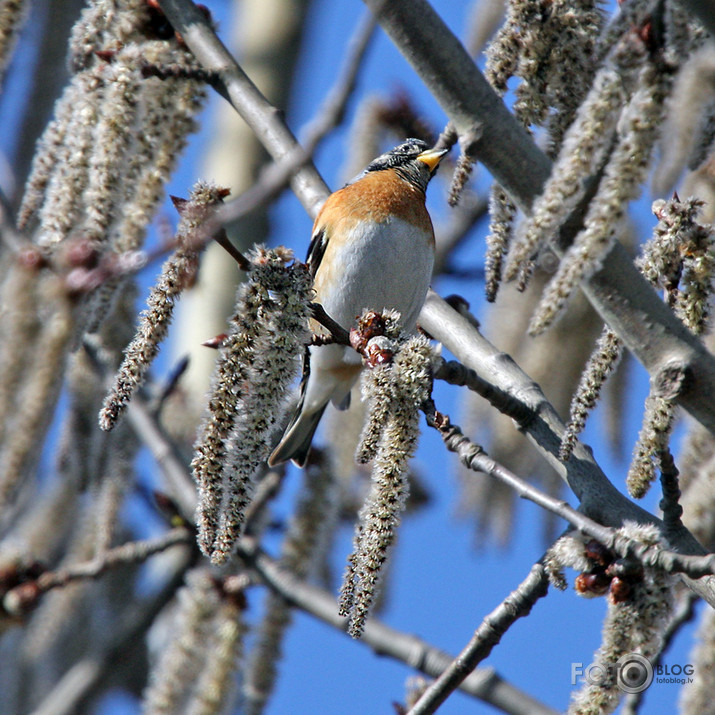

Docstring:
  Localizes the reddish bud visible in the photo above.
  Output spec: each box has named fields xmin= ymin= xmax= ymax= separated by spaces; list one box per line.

xmin=365 ymin=343 xmax=394 ymax=367
xmin=574 ymin=572 xmax=611 ymax=597
xmin=357 ymin=310 xmax=387 ymax=340
xmin=16 ymin=247 xmax=47 ymax=271
xmin=609 ymin=577 xmax=632 ymax=603
xmin=202 ymin=333 xmax=228 ymax=349
xmin=3 ymin=581 xmax=41 ymax=617
xmin=171 ymin=195 xmax=189 ymax=214
xmin=584 ymin=539 xmax=614 ymax=568
xmin=63 ymin=236 xmax=100 ymax=269
xmin=349 ymin=327 xmax=367 ymax=354
xmin=94 ymin=49 xmax=116 ymax=62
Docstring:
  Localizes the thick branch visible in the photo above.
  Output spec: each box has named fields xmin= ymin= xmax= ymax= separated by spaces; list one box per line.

xmin=157 ymin=0 xmax=329 ymax=218
xmin=427 ymin=405 xmax=715 ymax=580
xmin=363 ymin=0 xmax=715 ymax=437
xmin=419 ymin=293 xmax=715 ymax=603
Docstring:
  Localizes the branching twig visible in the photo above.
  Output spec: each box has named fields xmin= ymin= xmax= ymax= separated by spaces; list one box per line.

xmin=156 ymin=0 xmax=329 ymax=218
xmin=433 ymin=356 xmax=534 ymax=426
xmin=423 ymin=403 xmax=715 ymax=580
xmin=214 ymin=12 xmax=376 ymax=230
xmin=418 ymin=292 xmax=715 ymax=605
xmin=300 ymin=12 xmax=376 ymax=151
xmin=3 ymin=527 xmax=192 ymax=615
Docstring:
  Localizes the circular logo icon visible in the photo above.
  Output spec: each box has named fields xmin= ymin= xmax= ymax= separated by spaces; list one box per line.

xmin=616 ymin=653 xmax=653 ymax=694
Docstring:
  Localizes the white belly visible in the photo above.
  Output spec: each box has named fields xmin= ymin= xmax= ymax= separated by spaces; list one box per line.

xmin=303 ymin=216 xmax=434 ymax=411
xmin=319 ymin=217 xmax=433 ymax=335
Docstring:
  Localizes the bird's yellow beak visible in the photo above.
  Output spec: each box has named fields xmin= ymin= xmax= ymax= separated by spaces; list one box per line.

xmin=416 ymin=147 xmax=449 ymax=172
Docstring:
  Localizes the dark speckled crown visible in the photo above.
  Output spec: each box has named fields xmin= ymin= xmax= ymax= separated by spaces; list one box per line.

xmin=347 ymin=138 xmax=441 ymax=193
xmin=363 ymin=138 xmax=430 ymax=173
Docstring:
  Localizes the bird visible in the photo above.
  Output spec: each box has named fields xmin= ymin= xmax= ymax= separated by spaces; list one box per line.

xmin=268 ymin=138 xmax=447 ymax=467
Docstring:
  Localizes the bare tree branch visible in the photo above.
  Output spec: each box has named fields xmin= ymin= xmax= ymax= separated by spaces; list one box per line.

xmin=4 ymin=527 xmax=191 ymax=614
xmin=419 ymin=291 xmax=715 ymax=605
xmin=426 ymin=403 xmax=715 ymax=580
xmin=156 ymin=0 xmax=329 ymax=218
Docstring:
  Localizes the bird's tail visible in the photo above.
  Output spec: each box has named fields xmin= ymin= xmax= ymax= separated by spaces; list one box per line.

xmin=268 ymin=398 xmax=327 ymax=467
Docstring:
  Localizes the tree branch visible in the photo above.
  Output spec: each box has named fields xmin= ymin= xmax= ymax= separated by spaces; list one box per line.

xmin=156 ymin=0 xmax=329 ymax=219
xmin=425 ymin=404 xmax=715 ymax=581
xmin=239 ymin=537 xmax=558 ymax=715
xmin=407 ymin=563 xmax=549 ymax=715
xmin=363 ymin=0 xmax=715 ymax=438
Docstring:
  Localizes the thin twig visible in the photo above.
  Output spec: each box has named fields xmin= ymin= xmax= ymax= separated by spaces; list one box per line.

xmin=419 ymin=291 xmax=715 ymax=607
xmin=310 ymin=302 xmax=351 ymax=345
xmin=362 ymin=0 xmax=715 ymax=442
xmin=212 ymin=226 xmax=251 ymax=270
xmin=423 ymin=403 xmax=715 ymax=580
xmin=83 ymin=336 xmax=198 ymax=520
xmin=81 ymin=336 xmax=556 ymax=713
xmin=407 ymin=563 xmax=549 ymax=715
xmin=157 ymin=0 xmax=329 ymax=218
xmin=658 ymin=448 xmax=685 ymax=539
xmin=4 ymin=527 xmax=192 ymax=611
xmin=433 ymin=192 xmax=489 ymax=276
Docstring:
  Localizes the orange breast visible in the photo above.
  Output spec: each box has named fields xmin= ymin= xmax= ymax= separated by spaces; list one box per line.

xmin=315 ymin=169 xmax=433 ymax=236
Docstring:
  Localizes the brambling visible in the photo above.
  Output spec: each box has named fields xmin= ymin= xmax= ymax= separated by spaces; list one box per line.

xmin=268 ymin=138 xmax=447 ymax=466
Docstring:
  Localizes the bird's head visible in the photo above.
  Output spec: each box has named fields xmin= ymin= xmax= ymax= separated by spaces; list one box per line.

xmin=354 ymin=138 xmax=449 ymax=191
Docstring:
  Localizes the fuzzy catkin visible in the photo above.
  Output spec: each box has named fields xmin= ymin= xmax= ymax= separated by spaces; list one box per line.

xmin=561 ymin=328 xmax=623 ymax=461
xmin=99 ymin=182 xmax=228 ymax=432
xmin=530 ymin=56 xmax=675 ymax=333
xmin=192 ymin=248 xmax=313 ymax=564
xmin=340 ymin=331 xmax=436 ymax=637
xmin=505 ymin=35 xmax=644 ymax=283
xmin=142 ymin=569 xmax=220 ymax=715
